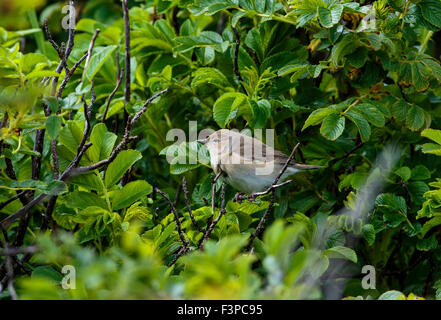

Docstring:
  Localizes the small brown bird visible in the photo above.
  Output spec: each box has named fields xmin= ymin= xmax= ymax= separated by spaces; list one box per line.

xmin=198 ymin=129 xmax=324 ymax=193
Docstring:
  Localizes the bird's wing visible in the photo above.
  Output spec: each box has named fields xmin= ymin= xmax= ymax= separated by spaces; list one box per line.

xmin=227 ymin=133 xmax=281 ymax=164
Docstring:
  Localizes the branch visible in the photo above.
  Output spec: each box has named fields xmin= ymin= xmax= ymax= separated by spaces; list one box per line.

xmin=82 ymin=28 xmax=101 ymax=78
xmin=0 ymin=88 xmax=168 ymax=229
xmin=155 ymin=187 xmax=189 ymax=248
xmin=198 ymin=182 xmax=226 ymax=249
xmin=235 ymin=142 xmax=300 ymax=202
xmin=231 ymin=24 xmax=247 ymax=94
xmin=50 ymin=0 xmax=76 ymax=97
xmin=245 ymin=191 xmax=275 ymax=251
xmin=56 ymin=51 xmax=88 ymax=99
xmin=182 ymin=177 xmax=203 ymax=233
xmin=0 ymin=191 xmax=27 ymax=211
xmin=102 ymin=51 xmax=123 ymax=122
xmin=122 ymin=0 xmax=131 ymax=124
xmin=0 ymin=245 xmax=39 ymax=256
xmin=70 ymin=88 xmax=169 ymax=176
xmin=52 ymin=139 xmax=59 ymax=180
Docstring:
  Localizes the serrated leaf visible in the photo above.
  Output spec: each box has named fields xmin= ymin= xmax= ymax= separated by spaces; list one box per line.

xmin=345 ymin=110 xmax=371 ymax=142
xmin=391 ymin=99 xmax=410 ymax=122
xmin=302 ymin=108 xmax=337 ymax=131
xmin=320 ymin=113 xmax=345 ymax=140
xmin=213 ymin=92 xmax=250 ymax=128
xmin=419 ymin=0 xmax=441 ymax=28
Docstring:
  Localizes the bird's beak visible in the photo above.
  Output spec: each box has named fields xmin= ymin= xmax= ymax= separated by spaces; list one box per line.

xmin=197 ymin=138 xmax=208 ymax=144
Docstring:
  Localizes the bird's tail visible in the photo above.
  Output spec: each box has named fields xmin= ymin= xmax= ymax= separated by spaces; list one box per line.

xmin=291 ymin=163 xmax=324 ymax=170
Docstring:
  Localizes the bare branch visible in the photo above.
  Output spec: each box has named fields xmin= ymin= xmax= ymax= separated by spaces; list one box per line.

xmin=0 ymin=191 xmax=27 ymax=211
xmin=231 ymin=24 xmax=247 ymax=94
xmin=56 ymin=51 xmax=88 ymax=99
xmin=1 ymin=87 xmax=168 ymax=229
xmin=122 ymin=0 xmax=131 ymax=125
xmin=0 ymin=245 xmax=39 ymax=256
xmin=82 ymin=28 xmax=101 ymax=77
xmin=198 ymin=182 xmax=226 ymax=249
xmin=52 ymin=139 xmax=59 ymax=180
xmin=102 ymin=51 xmax=123 ymax=122
xmin=182 ymin=177 xmax=203 ymax=233
xmin=70 ymin=88 xmax=169 ymax=176
xmin=155 ymin=187 xmax=189 ymax=248
xmin=245 ymin=191 xmax=275 ymax=251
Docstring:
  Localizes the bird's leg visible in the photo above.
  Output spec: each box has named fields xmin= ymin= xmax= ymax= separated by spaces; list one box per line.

xmin=233 ymin=192 xmax=245 ymax=204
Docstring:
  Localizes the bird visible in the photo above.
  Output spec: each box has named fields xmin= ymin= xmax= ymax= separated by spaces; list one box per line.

xmin=197 ymin=129 xmax=324 ymax=194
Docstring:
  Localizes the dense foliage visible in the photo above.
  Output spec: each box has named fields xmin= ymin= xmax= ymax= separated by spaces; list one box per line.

xmin=1 ymin=0 xmax=441 ymax=300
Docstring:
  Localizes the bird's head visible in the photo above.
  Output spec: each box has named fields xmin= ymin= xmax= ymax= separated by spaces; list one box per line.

xmin=197 ymin=129 xmax=234 ymax=155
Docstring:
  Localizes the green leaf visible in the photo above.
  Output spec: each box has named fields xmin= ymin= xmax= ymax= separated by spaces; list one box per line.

xmin=419 ymin=0 xmax=441 ymax=28
xmin=362 ymin=224 xmax=375 ymax=246
xmin=317 ymin=4 xmax=342 ymax=28
xmin=112 ymin=180 xmax=153 ymax=211
xmin=324 ymin=246 xmax=357 ymax=263
xmin=105 ymin=150 xmax=142 ymax=188
xmin=421 ymin=128 xmax=441 ymax=145
xmin=249 ymin=99 xmax=272 ymax=129
xmin=320 ymin=113 xmax=345 ymax=140
xmin=213 ymin=92 xmax=250 ymax=128
xmin=345 ymin=110 xmax=371 ymax=142
xmin=378 ymin=290 xmax=405 ymax=300
xmin=395 ymin=167 xmax=411 ymax=182
xmin=84 ymin=45 xmax=117 ymax=80
xmin=88 ymin=123 xmax=117 ymax=163
xmin=318 ymin=7 xmax=333 ymax=28
xmin=416 ymin=234 xmax=438 ymax=251
xmin=64 ymin=191 xmax=108 ymax=210
xmin=352 ymin=104 xmax=385 ymax=127
xmin=46 ymin=115 xmax=62 ymax=140
xmin=391 ymin=99 xmax=410 ymax=122
xmin=69 ymin=173 xmax=103 ymax=192
xmin=43 ymin=96 xmax=59 ymax=114
xmin=411 ymin=165 xmax=431 ymax=180
xmin=59 ymin=121 xmax=85 ymax=155
xmin=191 ymin=67 xmax=230 ymax=94
xmin=24 ymin=70 xmax=60 ymax=80
xmin=41 ymin=181 xmax=68 ymax=196
xmin=302 ymin=108 xmax=337 ymax=131
xmin=421 ymin=217 xmax=441 ymax=237
xmin=406 ymin=105 xmax=425 ymax=131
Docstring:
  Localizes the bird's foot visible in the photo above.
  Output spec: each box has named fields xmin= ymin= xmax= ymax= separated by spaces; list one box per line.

xmin=233 ymin=192 xmax=245 ymax=204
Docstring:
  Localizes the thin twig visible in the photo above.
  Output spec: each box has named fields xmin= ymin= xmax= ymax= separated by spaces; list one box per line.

xmin=52 ymin=139 xmax=59 ymax=180
xmin=1 ymin=88 xmax=169 ymax=229
xmin=182 ymin=177 xmax=203 ymax=233
xmin=198 ymin=182 xmax=226 ymax=249
xmin=231 ymin=24 xmax=247 ymax=94
xmin=56 ymin=51 xmax=88 ymax=99
xmin=102 ymin=51 xmax=123 ymax=122
xmin=82 ymin=28 xmax=101 ymax=79
xmin=155 ymin=187 xmax=188 ymax=247
xmin=0 ymin=245 xmax=39 ymax=256
xmin=245 ymin=191 xmax=275 ymax=251
xmin=50 ymin=0 xmax=75 ymax=96
xmin=122 ymin=0 xmax=131 ymax=125
xmin=0 ymin=192 xmax=27 ymax=211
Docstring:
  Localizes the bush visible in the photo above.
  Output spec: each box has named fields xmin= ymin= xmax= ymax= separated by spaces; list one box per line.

xmin=1 ymin=0 xmax=441 ymax=300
